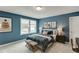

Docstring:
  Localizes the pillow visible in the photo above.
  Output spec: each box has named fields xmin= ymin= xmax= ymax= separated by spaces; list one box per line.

xmin=47 ymin=31 xmax=53 ymax=35
xmin=42 ymin=31 xmax=47 ymax=35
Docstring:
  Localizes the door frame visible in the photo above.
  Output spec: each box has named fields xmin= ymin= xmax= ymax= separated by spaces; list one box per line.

xmin=69 ymin=16 xmax=79 ymax=44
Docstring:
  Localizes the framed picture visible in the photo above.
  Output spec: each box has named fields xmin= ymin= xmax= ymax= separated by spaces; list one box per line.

xmin=51 ymin=22 xmax=56 ymax=28
xmin=0 ymin=17 xmax=12 ymax=32
xmin=43 ymin=22 xmax=48 ymax=28
xmin=48 ymin=22 xmax=52 ymax=28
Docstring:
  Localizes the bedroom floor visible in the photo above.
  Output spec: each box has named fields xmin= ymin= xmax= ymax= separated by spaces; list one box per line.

xmin=0 ymin=39 xmax=75 ymax=53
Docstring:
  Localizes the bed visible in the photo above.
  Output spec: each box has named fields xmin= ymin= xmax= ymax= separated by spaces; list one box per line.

xmin=26 ymin=33 xmax=55 ymax=52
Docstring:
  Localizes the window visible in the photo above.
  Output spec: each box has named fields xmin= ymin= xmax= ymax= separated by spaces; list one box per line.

xmin=20 ymin=18 xmax=37 ymax=35
xmin=30 ymin=20 xmax=37 ymax=33
xmin=21 ymin=18 xmax=29 ymax=35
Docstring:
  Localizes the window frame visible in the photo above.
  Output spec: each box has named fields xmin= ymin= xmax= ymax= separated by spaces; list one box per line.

xmin=29 ymin=20 xmax=37 ymax=33
xmin=20 ymin=18 xmax=37 ymax=35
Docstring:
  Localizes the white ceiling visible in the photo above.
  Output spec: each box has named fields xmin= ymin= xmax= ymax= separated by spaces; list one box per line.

xmin=0 ymin=6 xmax=79 ymax=19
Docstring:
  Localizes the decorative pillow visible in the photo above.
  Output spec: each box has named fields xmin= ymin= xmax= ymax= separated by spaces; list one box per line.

xmin=42 ymin=31 xmax=47 ymax=36
xmin=47 ymin=31 xmax=53 ymax=35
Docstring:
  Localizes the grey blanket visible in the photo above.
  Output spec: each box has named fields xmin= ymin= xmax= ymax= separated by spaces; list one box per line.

xmin=26 ymin=34 xmax=54 ymax=52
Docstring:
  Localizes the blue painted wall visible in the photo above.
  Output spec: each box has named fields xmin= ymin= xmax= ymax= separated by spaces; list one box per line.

xmin=0 ymin=10 xmax=79 ymax=44
xmin=39 ymin=12 xmax=79 ymax=42
xmin=0 ymin=11 xmax=38 ymax=45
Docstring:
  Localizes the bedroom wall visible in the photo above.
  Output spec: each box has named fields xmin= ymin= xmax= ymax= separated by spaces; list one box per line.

xmin=39 ymin=12 xmax=79 ymax=42
xmin=0 ymin=11 xmax=39 ymax=45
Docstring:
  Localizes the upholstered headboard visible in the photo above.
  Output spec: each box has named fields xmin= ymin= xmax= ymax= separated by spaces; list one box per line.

xmin=47 ymin=31 xmax=53 ymax=35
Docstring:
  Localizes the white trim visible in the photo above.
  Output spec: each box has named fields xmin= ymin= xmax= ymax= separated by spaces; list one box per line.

xmin=69 ymin=16 xmax=79 ymax=48
xmin=0 ymin=39 xmax=25 ymax=48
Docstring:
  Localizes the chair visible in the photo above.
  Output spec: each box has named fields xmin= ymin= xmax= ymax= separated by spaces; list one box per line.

xmin=71 ymin=39 xmax=79 ymax=53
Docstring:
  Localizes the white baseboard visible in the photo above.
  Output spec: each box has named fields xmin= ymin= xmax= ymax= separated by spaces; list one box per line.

xmin=0 ymin=39 xmax=25 ymax=48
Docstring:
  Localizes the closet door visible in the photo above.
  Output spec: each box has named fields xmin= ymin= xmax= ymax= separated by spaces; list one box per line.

xmin=69 ymin=16 xmax=79 ymax=48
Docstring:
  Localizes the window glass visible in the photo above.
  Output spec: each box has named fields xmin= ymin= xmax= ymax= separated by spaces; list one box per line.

xmin=21 ymin=18 xmax=29 ymax=35
xmin=20 ymin=18 xmax=37 ymax=35
xmin=30 ymin=20 xmax=37 ymax=33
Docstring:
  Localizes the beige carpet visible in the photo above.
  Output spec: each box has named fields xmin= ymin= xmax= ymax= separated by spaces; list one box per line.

xmin=0 ymin=40 xmax=75 ymax=53
xmin=45 ymin=42 xmax=75 ymax=53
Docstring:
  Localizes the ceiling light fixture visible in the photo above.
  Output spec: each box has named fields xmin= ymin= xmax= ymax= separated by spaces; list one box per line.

xmin=35 ymin=6 xmax=42 ymax=11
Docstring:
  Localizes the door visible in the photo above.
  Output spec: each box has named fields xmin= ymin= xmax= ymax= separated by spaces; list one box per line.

xmin=69 ymin=16 xmax=79 ymax=48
